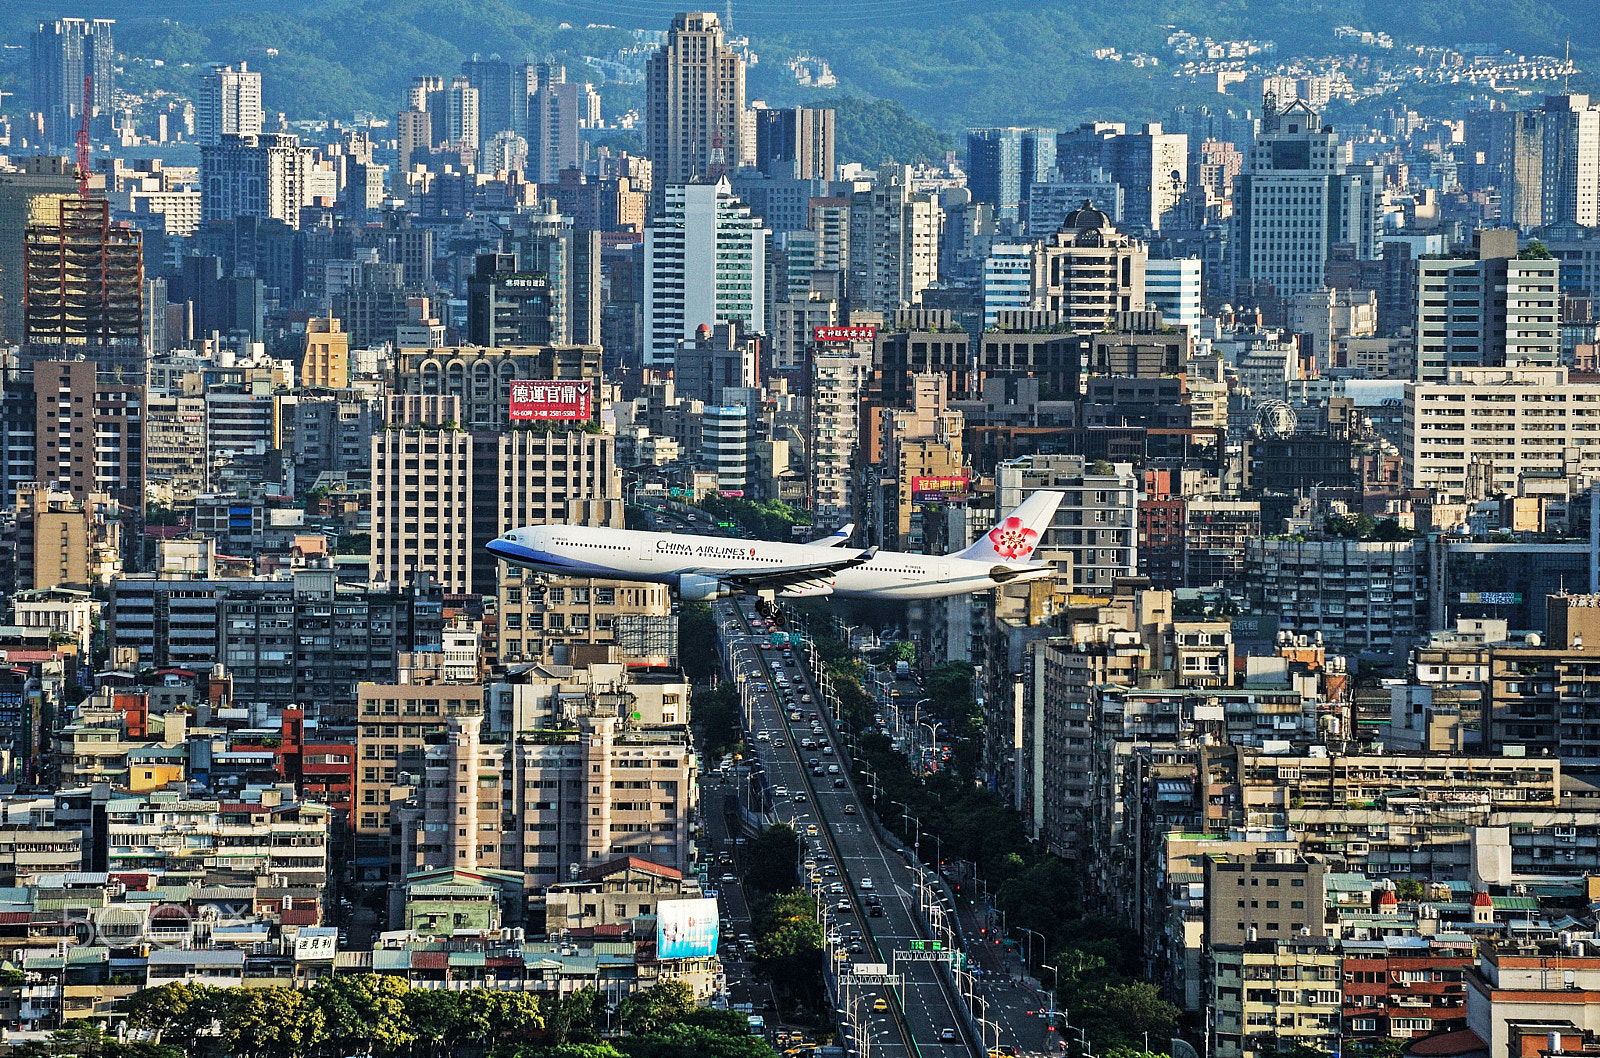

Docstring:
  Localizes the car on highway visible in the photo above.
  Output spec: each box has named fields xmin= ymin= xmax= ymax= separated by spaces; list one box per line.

xmin=849 ymin=940 xmax=865 ymax=953
xmin=866 ymin=894 xmax=881 ymax=906
xmin=941 ymin=1029 xmax=958 ymax=1041
xmin=720 ymin=873 xmax=736 ymax=883
xmin=836 ymin=899 xmax=850 ymax=911
xmin=868 ymin=906 xmax=884 ymax=917
xmin=813 ymin=766 xmax=825 ymax=776
xmin=806 ymin=824 xmax=819 ymax=836
xmin=872 ymin=998 xmax=888 ymax=1012
xmin=789 ymin=711 xmax=802 ymax=721
xmin=793 ymin=792 xmax=806 ymax=802
xmin=860 ymin=877 xmax=874 ymax=890
xmin=829 ymin=882 xmax=845 ymax=894
xmin=836 ymin=779 xmax=848 ymax=790
xmin=773 ymin=786 xmax=788 ymax=797
xmin=827 ymin=764 xmax=840 ymax=774
xmin=822 ymin=745 xmax=835 ymax=755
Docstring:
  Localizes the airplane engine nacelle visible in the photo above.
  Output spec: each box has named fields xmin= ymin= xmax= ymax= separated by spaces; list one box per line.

xmin=678 ymin=573 xmax=729 ymax=600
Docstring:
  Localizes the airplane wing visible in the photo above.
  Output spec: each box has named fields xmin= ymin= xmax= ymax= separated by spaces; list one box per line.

xmin=688 ymin=547 xmax=877 ymax=592
xmin=810 ymin=523 xmax=855 ymax=547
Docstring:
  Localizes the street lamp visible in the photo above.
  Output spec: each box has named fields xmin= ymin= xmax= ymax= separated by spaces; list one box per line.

xmin=1016 ymin=926 xmax=1045 ymax=974
xmin=1041 ymin=962 xmax=1059 ymax=1034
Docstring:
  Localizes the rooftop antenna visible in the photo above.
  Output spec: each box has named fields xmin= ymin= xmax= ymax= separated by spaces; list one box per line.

xmin=726 ymin=0 xmax=732 ymax=32
xmin=1566 ymin=38 xmax=1573 ymax=93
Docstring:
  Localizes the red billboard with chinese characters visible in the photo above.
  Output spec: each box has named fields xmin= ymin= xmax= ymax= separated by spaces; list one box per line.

xmin=812 ymin=324 xmax=877 ymax=344
xmin=509 ymin=380 xmax=592 ymax=421
xmin=911 ymin=475 xmax=970 ymax=502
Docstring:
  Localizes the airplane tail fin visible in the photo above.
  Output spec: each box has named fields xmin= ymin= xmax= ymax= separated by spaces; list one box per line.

xmin=952 ymin=491 xmax=1064 ymax=563
xmin=811 ymin=523 xmax=855 ymax=547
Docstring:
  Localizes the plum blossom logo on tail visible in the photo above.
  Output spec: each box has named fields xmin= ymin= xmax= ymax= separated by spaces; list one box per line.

xmin=987 ymin=517 xmax=1038 ymax=560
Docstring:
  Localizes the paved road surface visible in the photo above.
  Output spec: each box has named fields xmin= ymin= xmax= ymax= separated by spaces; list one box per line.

xmin=717 ymin=599 xmax=976 ymax=1058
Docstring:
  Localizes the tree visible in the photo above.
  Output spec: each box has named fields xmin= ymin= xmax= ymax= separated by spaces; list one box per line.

xmin=616 ymin=980 xmax=694 ymax=1036
xmin=1519 ymin=240 xmax=1554 ymax=259
xmin=542 ymin=987 xmax=605 ymax=1047
xmin=752 ymin=890 xmax=824 ymax=999
xmin=311 ymin=975 xmax=416 ymax=1056
xmin=742 ymin=825 xmax=801 ymax=896
xmin=885 ymin=641 xmax=917 ymax=664
xmin=1075 ymin=982 xmax=1179 ymax=1051
xmin=1394 ymin=877 xmax=1424 ymax=901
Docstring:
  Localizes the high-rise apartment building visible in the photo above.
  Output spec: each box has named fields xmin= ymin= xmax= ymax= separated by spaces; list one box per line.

xmin=460 ymin=57 xmax=514 ymax=140
xmin=809 ymin=344 xmax=873 ymax=530
xmin=22 ymin=197 xmax=144 ymax=361
xmin=446 ymin=76 xmax=480 ymax=152
xmin=966 ymin=127 xmax=1057 ymax=221
xmin=200 ymin=133 xmax=313 ymax=228
xmin=755 ymin=107 xmax=836 ymax=180
xmin=1540 ymin=93 xmax=1600 ymax=228
xmin=1412 ymin=229 xmax=1559 ymax=382
xmin=32 ymin=359 xmax=143 ymax=509
xmin=644 ymin=12 xmax=747 ymax=204
xmin=353 ymin=681 xmax=483 ymax=876
xmin=847 ymin=166 xmax=941 ymax=313
xmin=30 ymin=18 xmax=115 ymax=149
xmin=996 ymin=455 xmax=1138 ymax=590
xmin=1472 ymin=95 xmax=1600 ymax=229
xmin=371 ymin=395 xmax=474 ymax=595
xmin=1233 ymin=100 xmax=1382 ymax=295
xmin=526 ymin=64 xmax=584 ymax=183
xmin=396 ymin=109 xmax=432 ymax=173
xmin=1034 ymin=202 xmax=1148 ymax=332
xmin=1056 ymin=122 xmax=1187 ymax=233
xmin=493 ymin=429 xmax=671 ymax=667
xmin=195 ymin=62 xmax=263 ymax=147
xmin=1403 ymin=364 xmax=1595 ymax=502
xmin=643 ymin=178 xmax=768 ymax=366
xmin=466 ymin=252 xmax=555 ymax=347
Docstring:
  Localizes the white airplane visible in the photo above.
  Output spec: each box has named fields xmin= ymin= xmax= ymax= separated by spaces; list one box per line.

xmin=485 ymin=491 xmax=1064 ymax=601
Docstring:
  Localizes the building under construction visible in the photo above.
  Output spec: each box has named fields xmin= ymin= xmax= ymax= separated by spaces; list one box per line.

xmin=22 ymin=196 xmax=143 ymax=363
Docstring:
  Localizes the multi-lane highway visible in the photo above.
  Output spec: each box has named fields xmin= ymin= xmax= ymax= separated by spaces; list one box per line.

xmin=715 ymin=598 xmax=976 ymax=1058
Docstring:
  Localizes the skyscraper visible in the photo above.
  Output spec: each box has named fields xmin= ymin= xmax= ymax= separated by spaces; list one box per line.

xmin=1412 ymin=229 xmax=1559 ymax=382
xmin=1233 ymin=99 xmax=1381 ymax=296
xmin=201 ymin=133 xmax=314 ymax=228
xmin=755 ymin=107 xmax=836 ymax=180
xmin=446 ymin=76 xmax=480 ymax=151
xmin=371 ymin=395 xmax=474 ymax=595
xmin=466 ymin=252 xmax=555 ymax=347
xmin=644 ymin=12 xmax=747 ymax=207
xmin=1055 ymin=122 xmax=1188 ymax=234
xmin=460 ymin=56 xmax=514 ymax=139
xmin=642 ymin=178 xmax=768 ymax=365
xmin=30 ymin=18 xmax=115 ymax=149
xmin=847 ymin=165 xmax=942 ymax=313
xmin=1540 ymin=94 xmax=1600 ymax=228
xmin=195 ymin=62 xmax=263 ymax=147
xmin=526 ymin=64 xmax=583 ymax=183
xmin=966 ymin=127 xmax=1056 ymax=221
xmin=408 ymin=75 xmax=447 ymax=147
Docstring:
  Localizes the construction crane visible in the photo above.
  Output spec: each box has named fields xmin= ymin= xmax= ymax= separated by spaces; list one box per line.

xmin=76 ymin=73 xmax=92 ymax=198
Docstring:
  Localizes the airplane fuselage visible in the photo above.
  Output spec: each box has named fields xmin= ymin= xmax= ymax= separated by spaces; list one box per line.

xmin=486 ymin=523 xmax=1053 ymax=600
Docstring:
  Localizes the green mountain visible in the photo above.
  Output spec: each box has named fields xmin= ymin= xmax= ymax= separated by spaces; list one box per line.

xmin=4 ymin=0 xmax=1598 ymax=158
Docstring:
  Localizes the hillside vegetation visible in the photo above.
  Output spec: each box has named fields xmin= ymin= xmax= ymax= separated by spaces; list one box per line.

xmin=3 ymin=0 xmax=1598 ymax=141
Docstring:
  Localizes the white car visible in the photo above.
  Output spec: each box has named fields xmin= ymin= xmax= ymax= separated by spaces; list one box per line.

xmin=860 ymin=877 xmax=874 ymax=891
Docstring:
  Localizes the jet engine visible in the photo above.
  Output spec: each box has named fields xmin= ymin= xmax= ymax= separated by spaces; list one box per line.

xmin=678 ymin=573 xmax=730 ymax=600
